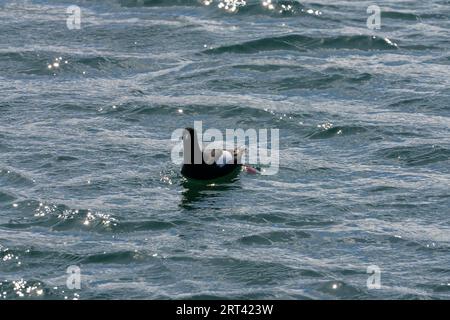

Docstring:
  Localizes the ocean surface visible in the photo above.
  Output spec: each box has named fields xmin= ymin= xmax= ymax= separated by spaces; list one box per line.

xmin=0 ymin=0 xmax=449 ymax=300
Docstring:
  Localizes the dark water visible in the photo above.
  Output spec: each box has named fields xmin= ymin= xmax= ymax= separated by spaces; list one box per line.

xmin=1 ymin=0 xmax=449 ymax=299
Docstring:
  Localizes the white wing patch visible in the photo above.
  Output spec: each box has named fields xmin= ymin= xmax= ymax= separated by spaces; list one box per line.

xmin=216 ymin=150 xmax=233 ymax=167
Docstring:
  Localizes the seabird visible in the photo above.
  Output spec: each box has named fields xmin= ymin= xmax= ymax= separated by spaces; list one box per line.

xmin=181 ymin=127 xmax=244 ymax=180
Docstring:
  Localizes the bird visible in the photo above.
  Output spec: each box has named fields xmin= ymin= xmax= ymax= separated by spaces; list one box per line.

xmin=181 ymin=127 xmax=245 ymax=180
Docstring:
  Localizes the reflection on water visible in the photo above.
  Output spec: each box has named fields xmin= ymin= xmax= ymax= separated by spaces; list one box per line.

xmin=180 ymin=171 xmax=242 ymax=209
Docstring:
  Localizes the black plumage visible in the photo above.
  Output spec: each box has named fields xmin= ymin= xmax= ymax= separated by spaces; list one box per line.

xmin=181 ymin=128 xmax=243 ymax=180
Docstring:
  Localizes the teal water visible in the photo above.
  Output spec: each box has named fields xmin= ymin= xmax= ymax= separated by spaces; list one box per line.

xmin=0 ymin=0 xmax=449 ymax=299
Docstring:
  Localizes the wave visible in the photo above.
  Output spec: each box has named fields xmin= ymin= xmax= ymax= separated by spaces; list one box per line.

xmin=238 ymin=230 xmax=311 ymax=245
xmin=82 ymin=250 xmax=148 ymax=264
xmin=424 ymin=54 xmax=450 ymax=65
xmin=0 ymin=190 xmax=17 ymax=204
xmin=306 ymin=125 xmax=368 ymax=139
xmin=387 ymin=95 xmax=450 ymax=115
xmin=0 ymin=51 xmax=53 ymax=76
xmin=219 ymin=0 xmax=307 ymax=16
xmin=377 ymin=144 xmax=450 ymax=166
xmin=117 ymin=220 xmax=182 ymax=232
xmin=0 ymin=50 xmax=155 ymax=77
xmin=204 ymin=34 xmax=399 ymax=54
xmin=1 ymin=200 xmax=118 ymax=233
xmin=204 ymin=70 xmax=372 ymax=92
xmin=382 ymin=11 xmax=421 ymax=21
xmin=113 ymin=101 xmax=273 ymax=119
xmin=119 ymin=0 xmax=202 ymax=7
xmin=1 ymin=197 xmax=187 ymax=234
xmin=119 ymin=0 xmax=305 ymax=13
xmin=0 ymin=168 xmax=35 ymax=187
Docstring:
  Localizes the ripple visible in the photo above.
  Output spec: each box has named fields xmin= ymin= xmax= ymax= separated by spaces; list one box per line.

xmin=1 ymin=200 xmax=118 ymax=233
xmin=120 ymin=0 xmax=312 ymax=18
xmin=55 ymin=155 xmax=79 ymax=162
xmin=0 ymin=278 xmax=80 ymax=300
xmin=0 ymin=190 xmax=17 ymax=204
xmin=238 ymin=1 xmax=306 ymax=15
xmin=238 ymin=230 xmax=311 ymax=245
xmin=377 ymin=144 xmax=450 ymax=166
xmin=306 ymin=125 xmax=368 ymax=139
xmin=315 ymin=280 xmax=365 ymax=299
xmin=117 ymin=102 xmax=275 ymax=121
xmin=204 ymin=34 xmax=399 ymax=54
xmin=382 ymin=11 xmax=421 ymax=21
xmin=0 ymin=279 xmax=45 ymax=299
xmin=116 ymin=220 xmax=183 ymax=232
xmin=0 ymin=168 xmax=35 ymax=187
xmin=82 ymin=250 xmax=147 ymax=264
xmin=120 ymin=0 xmax=202 ymax=7
xmin=387 ymin=95 xmax=450 ymax=114
xmin=0 ymin=49 xmax=158 ymax=78
xmin=205 ymin=256 xmax=299 ymax=286
xmin=205 ymin=70 xmax=373 ymax=92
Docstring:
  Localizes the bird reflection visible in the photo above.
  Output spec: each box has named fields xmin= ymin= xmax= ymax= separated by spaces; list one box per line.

xmin=180 ymin=171 xmax=242 ymax=210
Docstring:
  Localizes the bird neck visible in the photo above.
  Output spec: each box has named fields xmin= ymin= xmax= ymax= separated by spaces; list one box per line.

xmin=184 ymin=131 xmax=203 ymax=164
